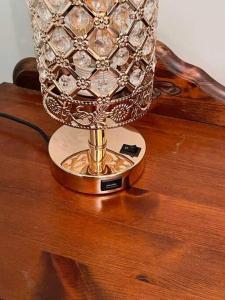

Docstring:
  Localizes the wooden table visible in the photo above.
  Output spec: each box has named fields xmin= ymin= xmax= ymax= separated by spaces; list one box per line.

xmin=1 ymin=81 xmax=225 ymax=299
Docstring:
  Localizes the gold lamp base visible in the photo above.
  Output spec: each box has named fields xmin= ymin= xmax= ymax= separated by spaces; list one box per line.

xmin=49 ymin=126 xmax=146 ymax=194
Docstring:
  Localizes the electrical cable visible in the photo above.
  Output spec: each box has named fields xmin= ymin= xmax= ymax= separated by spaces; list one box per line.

xmin=0 ymin=112 xmax=50 ymax=144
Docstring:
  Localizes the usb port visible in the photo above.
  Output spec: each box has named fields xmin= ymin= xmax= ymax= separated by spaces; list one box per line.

xmin=101 ymin=178 xmax=122 ymax=191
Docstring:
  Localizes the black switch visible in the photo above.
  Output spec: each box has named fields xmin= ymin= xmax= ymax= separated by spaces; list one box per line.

xmin=120 ymin=144 xmax=141 ymax=158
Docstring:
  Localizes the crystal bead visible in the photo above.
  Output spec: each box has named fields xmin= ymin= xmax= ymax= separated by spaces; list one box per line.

xmin=47 ymin=0 xmax=69 ymax=12
xmin=36 ymin=1 xmax=51 ymax=30
xmin=32 ymin=18 xmax=42 ymax=46
xmin=144 ymin=0 xmax=155 ymax=22
xmin=89 ymin=29 xmax=116 ymax=57
xmin=65 ymin=6 xmax=93 ymax=36
xmin=45 ymin=45 xmax=56 ymax=62
xmin=142 ymin=36 xmax=154 ymax=56
xmin=130 ymin=68 xmax=145 ymax=86
xmin=112 ymin=3 xmax=134 ymax=34
xmin=86 ymin=0 xmax=115 ymax=13
xmin=73 ymin=51 xmax=95 ymax=78
xmin=39 ymin=66 xmax=48 ymax=81
xmin=28 ymin=0 xmax=38 ymax=7
xmin=132 ymin=0 xmax=144 ymax=7
xmin=112 ymin=48 xmax=129 ymax=67
xmin=36 ymin=1 xmax=51 ymax=20
xmin=50 ymin=27 xmax=72 ymax=54
xmin=39 ymin=53 xmax=46 ymax=67
xmin=58 ymin=74 xmax=77 ymax=94
xmin=91 ymin=70 xmax=118 ymax=96
xmin=129 ymin=21 xmax=147 ymax=47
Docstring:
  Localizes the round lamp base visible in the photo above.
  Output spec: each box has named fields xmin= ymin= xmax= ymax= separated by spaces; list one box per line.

xmin=49 ymin=126 xmax=146 ymax=194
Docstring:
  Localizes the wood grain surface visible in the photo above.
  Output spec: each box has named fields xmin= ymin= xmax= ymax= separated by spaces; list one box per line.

xmin=1 ymin=83 xmax=225 ymax=299
xmin=152 ymin=42 xmax=225 ymax=127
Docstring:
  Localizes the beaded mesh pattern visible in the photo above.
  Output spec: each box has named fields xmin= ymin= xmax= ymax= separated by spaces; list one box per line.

xmin=27 ymin=0 xmax=158 ymax=129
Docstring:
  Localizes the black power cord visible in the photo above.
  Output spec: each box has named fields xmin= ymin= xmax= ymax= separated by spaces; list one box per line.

xmin=0 ymin=112 xmax=50 ymax=144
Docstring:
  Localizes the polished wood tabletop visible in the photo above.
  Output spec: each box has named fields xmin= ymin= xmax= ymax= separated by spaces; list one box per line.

xmin=1 ymin=82 xmax=225 ymax=299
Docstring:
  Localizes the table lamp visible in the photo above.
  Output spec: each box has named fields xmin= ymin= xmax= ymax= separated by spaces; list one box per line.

xmin=27 ymin=0 xmax=158 ymax=194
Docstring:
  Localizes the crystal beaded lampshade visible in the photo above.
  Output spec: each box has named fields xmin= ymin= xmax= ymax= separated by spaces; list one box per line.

xmin=27 ymin=0 xmax=158 ymax=129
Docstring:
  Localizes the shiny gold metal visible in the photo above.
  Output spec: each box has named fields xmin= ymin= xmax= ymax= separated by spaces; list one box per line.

xmin=27 ymin=0 xmax=158 ymax=194
xmin=27 ymin=0 xmax=158 ymax=129
xmin=88 ymin=128 xmax=107 ymax=175
xmin=49 ymin=125 xmax=146 ymax=194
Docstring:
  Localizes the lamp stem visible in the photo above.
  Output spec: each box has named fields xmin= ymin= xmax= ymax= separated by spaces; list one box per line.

xmin=88 ymin=128 xmax=107 ymax=175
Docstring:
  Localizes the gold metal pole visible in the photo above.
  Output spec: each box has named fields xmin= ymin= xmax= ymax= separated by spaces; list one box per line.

xmin=88 ymin=128 xmax=107 ymax=175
